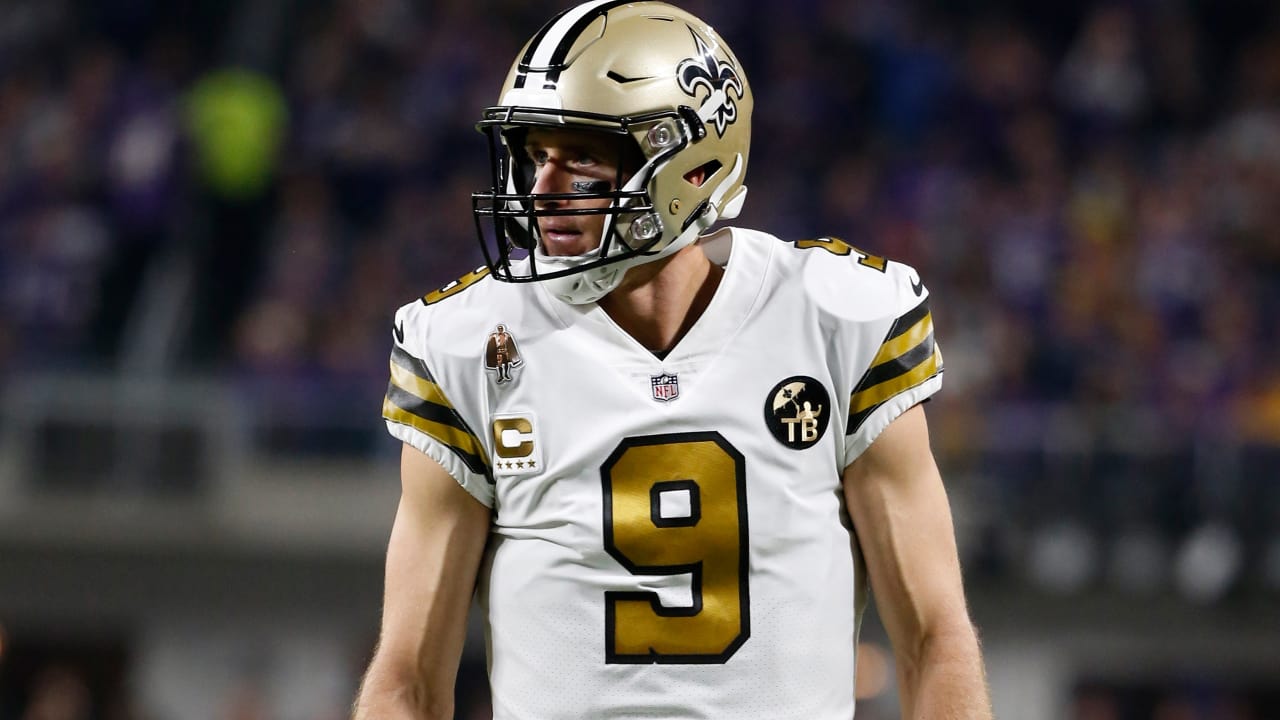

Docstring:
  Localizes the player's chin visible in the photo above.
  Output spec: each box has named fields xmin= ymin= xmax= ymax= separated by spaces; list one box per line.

xmin=540 ymin=231 xmax=597 ymax=257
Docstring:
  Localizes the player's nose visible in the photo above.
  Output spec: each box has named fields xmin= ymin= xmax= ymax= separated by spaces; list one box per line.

xmin=531 ymin=161 xmax=569 ymax=205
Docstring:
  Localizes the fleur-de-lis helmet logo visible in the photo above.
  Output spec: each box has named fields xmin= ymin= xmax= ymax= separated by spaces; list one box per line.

xmin=676 ymin=28 xmax=744 ymax=138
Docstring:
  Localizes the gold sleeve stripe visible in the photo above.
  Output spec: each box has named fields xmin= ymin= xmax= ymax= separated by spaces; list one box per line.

xmin=856 ymin=316 xmax=937 ymax=396
xmin=846 ymin=298 xmax=943 ymax=435
xmin=382 ymin=349 xmax=490 ymax=478
xmin=850 ymin=343 xmax=940 ymax=414
xmin=388 ymin=349 xmax=452 ymax=409
xmin=869 ymin=310 xmax=933 ymax=370
xmin=846 ymin=346 xmax=942 ymax=435
xmin=382 ymin=393 xmax=490 ymax=476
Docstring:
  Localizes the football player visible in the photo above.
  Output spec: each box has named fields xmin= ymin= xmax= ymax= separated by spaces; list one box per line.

xmin=354 ymin=2 xmax=992 ymax=718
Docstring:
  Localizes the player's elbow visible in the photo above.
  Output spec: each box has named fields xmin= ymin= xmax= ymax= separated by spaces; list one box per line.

xmin=353 ymin=657 xmax=455 ymax=720
xmin=898 ymin=612 xmax=983 ymax=675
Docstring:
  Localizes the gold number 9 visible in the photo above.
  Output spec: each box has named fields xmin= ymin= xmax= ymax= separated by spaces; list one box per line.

xmin=601 ymin=432 xmax=749 ymax=664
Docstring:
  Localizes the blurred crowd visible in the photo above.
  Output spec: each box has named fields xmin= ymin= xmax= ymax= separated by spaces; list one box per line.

xmin=2 ymin=0 xmax=1280 ymax=581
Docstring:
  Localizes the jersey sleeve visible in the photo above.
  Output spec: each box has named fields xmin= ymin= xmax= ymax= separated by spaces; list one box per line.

xmin=382 ymin=301 xmax=495 ymax=507
xmin=841 ymin=265 xmax=944 ymax=468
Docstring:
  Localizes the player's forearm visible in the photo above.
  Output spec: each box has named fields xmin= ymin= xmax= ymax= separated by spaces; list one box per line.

xmin=895 ymin=622 xmax=992 ymax=720
xmin=352 ymin=664 xmax=454 ymax=720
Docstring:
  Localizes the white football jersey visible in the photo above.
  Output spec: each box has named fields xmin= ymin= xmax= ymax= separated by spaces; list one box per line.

xmin=383 ymin=227 xmax=943 ymax=719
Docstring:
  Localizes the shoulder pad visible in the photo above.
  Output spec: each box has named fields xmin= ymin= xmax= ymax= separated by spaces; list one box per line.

xmin=784 ymin=236 xmax=928 ymax=323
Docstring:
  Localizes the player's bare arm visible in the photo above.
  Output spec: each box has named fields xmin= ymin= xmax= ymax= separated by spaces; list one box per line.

xmin=352 ymin=445 xmax=491 ymax=720
xmin=842 ymin=404 xmax=993 ymax=719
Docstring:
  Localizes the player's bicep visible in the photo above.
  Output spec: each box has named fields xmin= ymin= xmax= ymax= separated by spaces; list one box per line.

xmin=371 ymin=444 xmax=491 ymax=696
xmin=841 ymin=404 xmax=971 ymax=662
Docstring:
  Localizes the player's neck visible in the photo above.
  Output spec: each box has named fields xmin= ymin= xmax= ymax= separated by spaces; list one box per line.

xmin=598 ymin=244 xmax=724 ymax=356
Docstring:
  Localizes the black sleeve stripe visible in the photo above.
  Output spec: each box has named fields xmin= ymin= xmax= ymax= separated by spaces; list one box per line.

xmin=391 ymin=344 xmax=435 ymax=382
xmin=385 ymin=383 xmax=473 ymax=436
xmin=845 ymin=297 xmax=943 ymax=436
xmin=383 ymin=347 xmax=492 ymax=480
xmin=855 ymin=331 xmax=936 ymax=394
xmin=886 ymin=297 xmax=930 ymax=341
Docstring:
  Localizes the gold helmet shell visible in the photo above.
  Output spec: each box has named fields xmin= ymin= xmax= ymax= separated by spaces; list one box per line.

xmin=472 ymin=0 xmax=752 ymax=303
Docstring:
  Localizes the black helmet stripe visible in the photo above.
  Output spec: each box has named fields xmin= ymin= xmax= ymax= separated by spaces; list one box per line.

xmin=512 ymin=6 xmax=573 ymax=89
xmin=513 ymin=0 xmax=636 ymax=90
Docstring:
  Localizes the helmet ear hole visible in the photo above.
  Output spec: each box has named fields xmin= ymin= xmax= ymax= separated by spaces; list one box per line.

xmin=684 ymin=160 xmax=722 ymax=188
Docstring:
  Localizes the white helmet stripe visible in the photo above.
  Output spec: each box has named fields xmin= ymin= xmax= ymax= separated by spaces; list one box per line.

xmin=520 ymin=0 xmax=626 ymax=90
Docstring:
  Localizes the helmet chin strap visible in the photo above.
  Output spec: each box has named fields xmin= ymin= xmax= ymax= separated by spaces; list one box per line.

xmin=538 ymin=204 xmax=719 ymax=304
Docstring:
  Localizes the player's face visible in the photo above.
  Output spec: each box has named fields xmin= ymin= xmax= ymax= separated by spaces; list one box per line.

xmin=524 ymin=128 xmax=630 ymax=257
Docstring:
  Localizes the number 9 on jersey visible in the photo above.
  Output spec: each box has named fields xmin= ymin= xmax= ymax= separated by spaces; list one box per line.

xmin=601 ymin=432 xmax=750 ymax=664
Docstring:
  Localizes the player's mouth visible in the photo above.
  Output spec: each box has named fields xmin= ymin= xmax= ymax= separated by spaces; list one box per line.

xmin=539 ymin=222 xmax=590 ymax=256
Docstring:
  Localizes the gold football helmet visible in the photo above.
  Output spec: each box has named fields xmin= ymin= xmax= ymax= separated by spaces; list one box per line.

xmin=472 ymin=0 xmax=752 ymax=303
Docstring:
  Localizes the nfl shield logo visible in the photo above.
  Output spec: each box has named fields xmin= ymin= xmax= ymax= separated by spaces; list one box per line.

xmin=650 ymin=373 xmax=680 ymax=402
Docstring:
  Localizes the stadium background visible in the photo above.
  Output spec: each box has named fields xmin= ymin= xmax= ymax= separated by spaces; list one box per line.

xmin=1 ymin=0 xmax=1278 ymax=717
